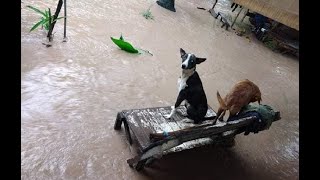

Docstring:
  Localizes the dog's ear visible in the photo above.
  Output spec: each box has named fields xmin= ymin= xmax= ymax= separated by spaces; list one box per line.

xmin=180 ymin=48 xmax=186 ymax=57
xmin=196 ymin=57 xmax=206 ymax=64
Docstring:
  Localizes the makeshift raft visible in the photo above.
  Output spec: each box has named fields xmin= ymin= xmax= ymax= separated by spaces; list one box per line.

xmin=114 ymin=105 xmax=281 ymax=171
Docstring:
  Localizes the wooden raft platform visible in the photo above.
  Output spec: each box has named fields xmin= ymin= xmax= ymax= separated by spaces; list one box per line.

xmin=114 ymin=105 xmax=280 ymax=171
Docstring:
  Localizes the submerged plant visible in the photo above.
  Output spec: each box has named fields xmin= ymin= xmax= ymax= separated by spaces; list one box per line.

xmin=142 ymin=5 xmax=154 ymax=20
xmin=26 ymin=5 xmax=64 ymax=32
xmin=263 ymin=36 xmax=278 ymax=50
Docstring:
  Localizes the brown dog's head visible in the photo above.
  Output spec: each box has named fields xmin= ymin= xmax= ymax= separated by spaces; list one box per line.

xmin=250 ymin=82 xmax=262 ymax=104
xmin=253 ymin=94 xmax=262 ymax=104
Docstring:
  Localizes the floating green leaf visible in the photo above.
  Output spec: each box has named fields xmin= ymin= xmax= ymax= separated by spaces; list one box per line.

xmin=111 ymin=35 xmax=139 ymax=53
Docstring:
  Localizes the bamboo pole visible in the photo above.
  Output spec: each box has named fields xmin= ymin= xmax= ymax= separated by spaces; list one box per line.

xmin=63 ymin=0 xmax=67 ymax=40
xmin=47 ymin=0 xmax=63 ymax=42
xmin=212 ymin=0 xmax=218 ymax=9
xmin=241 ymin=8 xmax=249 ymax=22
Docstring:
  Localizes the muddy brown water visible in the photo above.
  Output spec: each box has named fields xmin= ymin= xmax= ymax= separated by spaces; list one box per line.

xmin=21 ymin=0 xmax=298 ymax=179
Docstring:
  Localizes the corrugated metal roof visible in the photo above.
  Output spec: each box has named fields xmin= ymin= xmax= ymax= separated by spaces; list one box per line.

xmin=233 ymin=0 xmax=299 ymax=30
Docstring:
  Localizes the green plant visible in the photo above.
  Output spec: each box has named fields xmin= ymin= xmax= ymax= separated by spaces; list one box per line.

xmin=142 ymin=6 xmax=154 ymax=20
xmin=26 ymin=5 xmax=64 ymax=32
xmin=263 ymin=36 xmax=278 ymax=50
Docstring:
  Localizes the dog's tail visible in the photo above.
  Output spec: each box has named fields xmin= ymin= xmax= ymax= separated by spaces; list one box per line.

xmin=217 ymin=91 xmax=227 ymax=109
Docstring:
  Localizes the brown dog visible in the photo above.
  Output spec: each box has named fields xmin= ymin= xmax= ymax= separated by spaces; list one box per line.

xmin=213 ymin=79 xmax=262 ymax=123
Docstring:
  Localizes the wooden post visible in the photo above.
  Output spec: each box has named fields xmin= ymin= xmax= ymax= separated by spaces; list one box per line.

xmin=123 ymin=120 xmax=133 ymax=145
xmin=212 ymin=0 xmax=218 ymax=9
xmin=209 ymin=0 xmax=218 ymax=17
xmin=271 ymin=21 xmax=279 ymax=31
xmin=114 ymin=112 xmax=124 ymax=130
xmin=231 ymin=6 xmax=243 ymax=29
xmin=63 ymin=0 xmax=67 ymax=40
xmin=241 ymin=8 xmax=249 ymax=22
xmin=47 ymin=0 xmax=63 ymax=42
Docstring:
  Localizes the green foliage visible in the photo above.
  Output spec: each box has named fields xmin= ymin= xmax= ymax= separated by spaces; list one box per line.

xmin=142 ymin=6 xmax=154 ymax=20
xmin=27 ymin=5 xmax=64 ymax=32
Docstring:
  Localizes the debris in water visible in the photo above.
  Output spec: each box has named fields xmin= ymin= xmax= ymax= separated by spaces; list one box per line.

xmin=246 ymin=36 xmax=251 ymax=42
xmin=42 ymin=42 xmax=52 ymax=47
xmin=197 ymin=7 xmax=207 ymax=10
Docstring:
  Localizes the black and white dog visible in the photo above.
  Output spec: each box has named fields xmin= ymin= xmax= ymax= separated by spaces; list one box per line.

xmin=164 ymin=48 xmax=215 ymax=124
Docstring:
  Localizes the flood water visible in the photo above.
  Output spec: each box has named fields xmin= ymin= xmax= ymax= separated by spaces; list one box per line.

xmin=21 ymin=0 xmax=299 ymax=179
